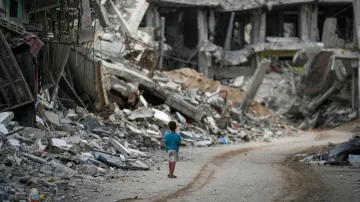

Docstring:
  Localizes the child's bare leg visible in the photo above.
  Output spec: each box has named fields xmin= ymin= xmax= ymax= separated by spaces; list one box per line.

xmin=171 ymin=162 xmax=176 ymax=177
xmin=168 ymin=162 xmax=171 ymax=176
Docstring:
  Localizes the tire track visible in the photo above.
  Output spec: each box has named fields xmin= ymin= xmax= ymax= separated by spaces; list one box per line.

xmin=154 ymin=147 xmax=262 ymax=201
xmin=274 ymin=146 xmax=326 ymax=202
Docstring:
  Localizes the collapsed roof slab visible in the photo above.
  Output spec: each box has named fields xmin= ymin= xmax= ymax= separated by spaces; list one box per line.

xmin=148 ymin=0 xmax=352 ymax=10
xmin=220 ymin=0 xmax=352 ymax=11
xmin=222 ymin=41 xmax=324 ymax=66
xmin=147 ymin=0 xmax=220 ymax=7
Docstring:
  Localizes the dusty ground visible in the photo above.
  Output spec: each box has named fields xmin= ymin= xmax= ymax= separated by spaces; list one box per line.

xmin=74 ymin=129 xmax=360 ymax=202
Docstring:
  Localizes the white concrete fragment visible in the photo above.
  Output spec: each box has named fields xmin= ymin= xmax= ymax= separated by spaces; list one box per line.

xmin=128 ymin=0 xmax=149 ymax=35
xmin=0 ymin=112 xmax=14 ymax=126
xmin=109 ymin=137 xmax=131 ymax=157
xmin=0 ymin=124 xmax=8 ymax=134
xmin=164 ymin=81 xmax=181 ymax=91
xmin=43 ymin=110 xmax=60 ymax=126
xmin=136 ymin=95 xmax=148 ymax=108
xmin=8 ymin=139 xmax=20 ymax=146
xmin=232 ymin=76 xmax=244 ymax=87
xmin=128 ymin=107 xmax=154 ymax=120
xmin=152 ymin=109 xmax=171 ymax=125
xmin=52 ymin=138 xmax=72 ymax=149
xmin=195 ymin=140 xmax=213 ymax=147
xmin=128 ymin=148 xmax=148 ymax=157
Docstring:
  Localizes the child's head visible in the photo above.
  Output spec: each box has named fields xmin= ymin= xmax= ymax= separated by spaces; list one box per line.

xmin=168 ymin=121 xmax=177 ymax=132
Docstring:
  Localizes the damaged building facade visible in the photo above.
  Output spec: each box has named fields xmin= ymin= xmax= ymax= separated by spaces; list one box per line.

xmin=0 ymin=0 xmax=360 ymax=128
xmin=146 ymin=0 xmax=355 ymax=77
xmin=1 ymin=0 xmax=360 ymax=200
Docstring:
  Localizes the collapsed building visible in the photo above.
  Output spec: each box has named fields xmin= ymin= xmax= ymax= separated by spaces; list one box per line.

xmin=0 ymin=0 xmax=360 ymax=200
xmin=1 ymin=0 xmax=359 ymax=125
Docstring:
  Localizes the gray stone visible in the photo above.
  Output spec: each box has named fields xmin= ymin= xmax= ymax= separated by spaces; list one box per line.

xmin=0 ymin=112 xmax=14 ymax=126
xmin=128 ymin=107 xmax=154 ymax=120
xmin=231 ymin=76 xmax=244 ymax=87
xmin=43 ymin=110 xmax=60 ymax=126
xmin=109 ymin=137 xmax=131 ymax=157
xmin=0 ymin=123 xmax=8 ymax=134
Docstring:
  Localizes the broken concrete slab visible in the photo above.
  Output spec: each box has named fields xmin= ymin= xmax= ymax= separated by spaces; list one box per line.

xmin=0 ymin=112 xmax=14 ymax=126
xmin=106 ymin=0 xmax=133 ymax=37
xmin=231 ymin=76 xmax=244 ymax=87
xmin=52 ymin=138 xmax=73 ymax=149
xmin=164 ymin=81 xmax=181 ymax=91
xmin=21 ymin=153 xmax=47 ymax=164
xmin=109 ymin=137 xmax=131 ymax=157
xmin=176 ymin=112 xmax=186 ymax=125
xmin=195 ymin=140 xmax=213 ymax=147
xmin=127 ymin=0 xmax=149 ymax=34
xmin=128 ymin=107 xmax=154 ymax=120
xmin=127 ymin=148 xmax=148 ymax=157
xmin=152 ymin=109 xmax=171 ymax=125
xmin=126 ymin=159 xmax=149 ymax=170
xmin=49 ymin=160 xmax=77 ymax=176
xmin=42 ymin=110 xmax=60 ymax=126
xmin=91 ymin=0 xmax=110 ymax=28
xmin=0 ymin=124 xmax=8 ymax=134
xmin=102 ymin=60 xmax=154 ymax=88
xmin=165 ymin=94 xmax=206 ymax=123
xmin=110 ymin=76 xmax=138 ymax=96
xmin=136 ymin=95 xmax=149 ymax=108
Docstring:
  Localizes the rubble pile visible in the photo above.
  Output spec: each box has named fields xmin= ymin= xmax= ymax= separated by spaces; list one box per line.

xmin=254 ymin=72 xmax=294 ymax=114
xmin=158 ymin=68 xmax=272 ymax=117
xmin=0 ymin=109 xmax=162 ymax=200
xmin=294 ymin=135 xmax=360 ymax=166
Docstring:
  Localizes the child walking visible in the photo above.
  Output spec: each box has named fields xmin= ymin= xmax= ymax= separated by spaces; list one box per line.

xmin=164 ymin=121 xmax=182 ymax=178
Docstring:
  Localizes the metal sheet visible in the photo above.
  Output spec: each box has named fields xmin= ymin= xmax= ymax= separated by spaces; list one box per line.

xmin=0 ymin=30 xmax=34 ymax=112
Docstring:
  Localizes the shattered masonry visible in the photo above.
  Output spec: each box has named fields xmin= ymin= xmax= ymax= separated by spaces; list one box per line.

xmin=0 ymin=0 xmax=359 ymax=201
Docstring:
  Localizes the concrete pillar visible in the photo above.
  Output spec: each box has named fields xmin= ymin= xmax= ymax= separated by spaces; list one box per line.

xmin=251 ymin=9 xmax=266 ymax=44
xmin=299 ymin=4 xmax=318 ymax=41
xmin=299 ymin=4 xmax=310 ymax=41
xmin=197 ymin=9 xmax=209 ymax=77
xmin=154 ymin=7 xmax=161 ymax=36
xmin=234 ymin=22 xmax=245 ymax=49
xmin=240 ymin=59 xmax=270 ymax=112
xmin=322 ymin=18 xmax=339 ymax=48
xmin=145 ymin=6 xmax=155 ymax=27
xmin=310 ymin=5 xmax=318 ymax=41
xmin=259 ymin=11 xmax=266 ymax=42
xmin=208 ymin=10 xmax=216 ymax=41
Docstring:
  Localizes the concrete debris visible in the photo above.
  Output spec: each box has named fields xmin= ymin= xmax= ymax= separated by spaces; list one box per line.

xmin=296 ymin=135 xmax=360 ymax=166
xmin=42 ymin=110 xmax=60 ymax=127
xmin=1 ymin=0 xmax=358 ymax=200
xmin=128 ymin=107 xmax=154 ymax=120
xmin=0 ymin=112 xmax=14 ymax=126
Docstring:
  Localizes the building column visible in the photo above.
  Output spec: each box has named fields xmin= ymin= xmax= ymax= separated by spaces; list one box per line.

xmin=145 ymin=5 xmax=155 ymax=27
xmin=251 ymin=9 xmax=266 ymax=44
xmin=299 ymin=4 xmax=318 ymax=41
xmin=208 ymin=10 xmax=216 ymax=42
xmin=197 ymin=9 xmax=209 ymax=77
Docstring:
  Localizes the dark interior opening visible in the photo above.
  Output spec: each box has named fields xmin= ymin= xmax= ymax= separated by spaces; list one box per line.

xmin=214 ymin=12 xmax=230 ymax=47
xmin=182 ymin=8 xmax=198 ymax=48
xmin=318 ymin=4 xmax=353 ymax=41
xmin=10 ymin=0 xmax=18 ymax=17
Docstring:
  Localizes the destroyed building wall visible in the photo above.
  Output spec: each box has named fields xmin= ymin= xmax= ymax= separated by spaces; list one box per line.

xmin=145 ymin=1 xmax=354 ymax=79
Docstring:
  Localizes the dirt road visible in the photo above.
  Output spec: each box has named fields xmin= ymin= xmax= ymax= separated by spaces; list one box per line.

xmin=84 ymin=130 xmax=359 ymax=202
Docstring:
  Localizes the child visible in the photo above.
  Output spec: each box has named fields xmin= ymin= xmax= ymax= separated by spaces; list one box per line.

xmin=164 ymin=121 xmax=182 ymax=178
